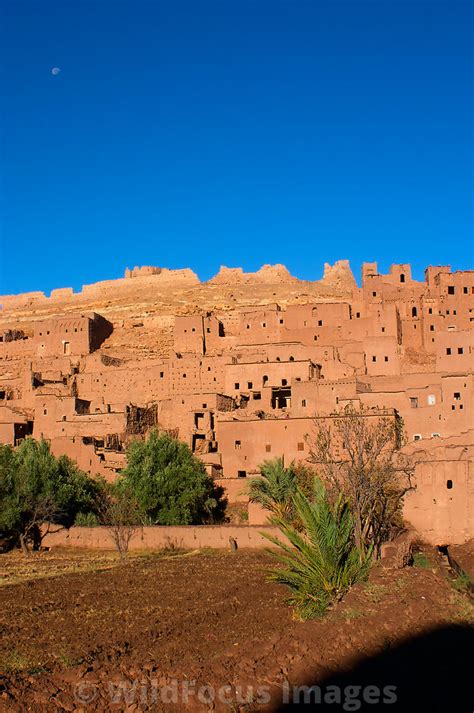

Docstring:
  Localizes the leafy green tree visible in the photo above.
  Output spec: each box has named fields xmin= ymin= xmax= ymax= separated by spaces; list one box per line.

xmin=119 ymin=430 xmax=226 ymax=525
xmin=0 ymin=438 xmax=103 ymax=554
xmin=263 ymin=479 xmax=371 ymax=620
xmin=74 ymin=511 xmax=100 ymax=527
xmin=247 ymin=457 xmax=297 ymax=519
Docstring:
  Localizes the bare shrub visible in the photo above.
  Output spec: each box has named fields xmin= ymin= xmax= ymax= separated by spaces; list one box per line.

xmin=307 ymin=405 xmax=414 ymax=558
xmin=101 ymin=490 xmax=143 ymax=560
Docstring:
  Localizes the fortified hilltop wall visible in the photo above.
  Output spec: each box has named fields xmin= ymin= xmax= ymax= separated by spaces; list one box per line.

xmin=0 ymin=260 xmax=473 ymax=545
xmin=0 ymin=266 xmax=200 ymax=312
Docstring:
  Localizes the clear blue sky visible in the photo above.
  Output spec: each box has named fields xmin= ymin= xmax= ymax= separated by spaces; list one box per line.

xmin=1 ymin=0 xmax=472 ymax=295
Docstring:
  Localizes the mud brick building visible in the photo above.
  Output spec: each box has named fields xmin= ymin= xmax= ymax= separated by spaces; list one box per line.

xmin=0 ymin=260 xmax=473 ymax=544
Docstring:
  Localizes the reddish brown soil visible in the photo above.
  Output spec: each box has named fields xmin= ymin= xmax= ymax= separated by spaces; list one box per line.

xmin=0 ymin=549 xmax=472 ymax=712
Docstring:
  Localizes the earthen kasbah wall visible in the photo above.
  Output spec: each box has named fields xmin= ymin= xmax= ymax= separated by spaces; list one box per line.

xmin=0 ymin=260 xmax=473 ymax=545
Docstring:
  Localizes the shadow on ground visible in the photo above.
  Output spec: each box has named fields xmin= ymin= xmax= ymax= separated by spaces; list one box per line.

xmin=275 ymin=623 xmax=474 ymax=712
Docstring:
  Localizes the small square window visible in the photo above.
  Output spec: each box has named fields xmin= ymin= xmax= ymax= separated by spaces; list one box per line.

xmin=372 ymin=292 xmax=377 ymax=297
xmin=428 ymin=308 xmax=433 ymax=314
xmin=446 ymin=348 xmax=452 ymax=355
xmin=356 ymin=312 xmax=360 ymax=318
xmin=160 ymin=371 xmax=164 ymax=378
xmin=235 ymin=440 xmax=241 ymax=449
xmin=430 ymin=325 xmax=434 ymax=331
xmin=279 ymin=319 xmax=284 ymax=324
xmin=448 ymin=286 xmax=455 ymax=295
xmin=237 ymin=470 xmax=247 ymax=478
xmin=235 ymin=383 xmax=240 ymax=390
xmin=372 ymin=356 xmax=377 ymax=362
xmin=318 ymin=320 xmax=323 ymax=327
xmin=247 ymin=381 xmax=253 ymax=389
xmin=384 ymin=356 xmax=389 ymax=362
xmin=301 ymin=399 xmax=306 ymax=407
xmin=458 ymin=347 xmax=464 ymax=355
xmin=265 ymin=444 xmax=271 ymax=452
xmin=297 ymin=442 xmax=304 ymax=451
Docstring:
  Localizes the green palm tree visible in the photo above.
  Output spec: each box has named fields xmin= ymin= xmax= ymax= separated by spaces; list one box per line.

xmin=263 ymin=479 xmax=371 ymax=619
xmin=247 ymin=457 xmax=297 ymax=519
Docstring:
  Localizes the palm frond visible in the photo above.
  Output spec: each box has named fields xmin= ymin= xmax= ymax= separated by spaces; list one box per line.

xmin=263 ymin=478 xmax=371 ymax=619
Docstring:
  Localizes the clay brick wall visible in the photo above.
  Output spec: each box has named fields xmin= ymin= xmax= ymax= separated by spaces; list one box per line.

xmin=224 ymin=359 xmax=317 ymax=403
xmin=199 ymin=356 xmax=227 ymax=393
xmin=217 ymin=416 xmax=315 ymax=479
xmin=170 ymin=355 xmax=203 ymax=394
xmin=436 ymin=330 xmax=474 ymax=372
xmin=364 ymin=336 xmax=400 ymax=376
xmin=404 ymin=453 xmax=474 ymax=545
xmin=0 ymin=292 xmax=46 ymax=311
xmin=76 ymin=361 xmax=170 ymax=405
xmin=34 ymin=316 xmax=97 ymax=357
xmin=0 ymin=339 xmax=34 ymax=360
xmin=42 ymin=524 xmax=283 ymax=550
xmin=237 ymin=307 xmax=284 ymax=345
xmin=173 ymin=316 xmax=205 ymax=354
xmin=50 ymin=288 xmax=75 ymax=300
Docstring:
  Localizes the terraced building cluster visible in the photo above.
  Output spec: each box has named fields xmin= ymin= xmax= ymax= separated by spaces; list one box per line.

xmin=0 ymin=260 xmax=472 ymax=544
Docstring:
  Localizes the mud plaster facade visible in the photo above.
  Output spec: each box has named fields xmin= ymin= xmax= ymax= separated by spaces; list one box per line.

xmin=0 ymin=261 xmax=473 ymax=544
